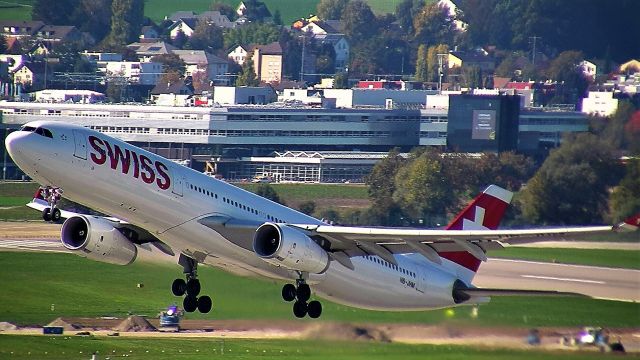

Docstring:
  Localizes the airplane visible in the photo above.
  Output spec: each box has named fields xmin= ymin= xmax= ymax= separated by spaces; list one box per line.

xmin=5 ymin=121 xmax=638 ymax=318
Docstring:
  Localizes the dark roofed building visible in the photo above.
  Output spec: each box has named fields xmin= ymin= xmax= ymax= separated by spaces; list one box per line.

xmin=0 ymin=21 xmax=45 ymax=37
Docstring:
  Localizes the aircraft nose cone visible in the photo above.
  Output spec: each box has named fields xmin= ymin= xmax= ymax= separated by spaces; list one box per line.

xmin=4 ymin=130 xmax=27 ymax=159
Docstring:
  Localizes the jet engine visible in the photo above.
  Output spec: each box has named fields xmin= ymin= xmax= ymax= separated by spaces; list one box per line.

xmin=253 ymin=223 xmax=329 ymax=274
xmin=61 ymin=215 xmax=137 ymax=265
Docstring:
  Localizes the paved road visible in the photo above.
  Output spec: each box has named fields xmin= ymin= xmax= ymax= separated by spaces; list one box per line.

xmin=1 ymin=238 xmax=638 ymax=302
xmin=476 ymin=258 xmax=640 ymax=302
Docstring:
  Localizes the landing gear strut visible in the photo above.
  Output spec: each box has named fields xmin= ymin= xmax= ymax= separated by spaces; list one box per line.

xmin=281 ymin=274 xmax=322 ymax=318
xmin=41 ymin=186 xmax=62 ymax=222
xmin=171 ymin=254 xmax=212 ymax=313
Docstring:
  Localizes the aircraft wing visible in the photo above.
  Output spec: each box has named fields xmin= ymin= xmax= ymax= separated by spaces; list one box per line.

xmin=289 ymin=221 xmax=634 ymax=265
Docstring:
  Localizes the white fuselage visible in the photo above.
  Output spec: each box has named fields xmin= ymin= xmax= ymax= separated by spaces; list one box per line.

xmin=6 ymin=121 xmax=473 ymax=311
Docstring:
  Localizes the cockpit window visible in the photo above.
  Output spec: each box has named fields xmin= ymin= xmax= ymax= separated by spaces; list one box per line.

xmin=21 ymin=126 xmax=53 ymax=138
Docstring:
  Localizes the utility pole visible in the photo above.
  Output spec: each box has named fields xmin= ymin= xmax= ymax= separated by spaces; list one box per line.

xmin=529 ymin=36 xmax=541 ymax=66
xmin=436 ymin=53 xmax=448 ymax=93
xmin=299 ymin=35 xmax=306 ymax=82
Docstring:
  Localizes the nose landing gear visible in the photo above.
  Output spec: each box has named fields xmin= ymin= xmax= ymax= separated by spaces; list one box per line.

xmin=172 ymin=254 xmax=212 ymax=313
xmin=281 ymin=275 xmax=322 ymax=318
xmin=40 ymin=186 xmax=62 ymax=222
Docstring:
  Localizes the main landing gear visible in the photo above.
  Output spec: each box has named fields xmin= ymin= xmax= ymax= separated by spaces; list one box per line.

xmin=171 ymin=254 xmax=212 ymax=313
xmin=40 ymin=186 xmax=62 ymax=222
xmin=281 ymin=275 xmax=322 ymax=318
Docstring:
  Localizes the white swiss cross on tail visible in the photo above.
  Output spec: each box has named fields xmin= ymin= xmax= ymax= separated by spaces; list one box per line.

xmin=438 ymin=185 xmax=514 ymax=275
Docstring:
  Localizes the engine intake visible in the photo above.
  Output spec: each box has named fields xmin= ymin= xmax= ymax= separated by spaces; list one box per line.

xmin=61 ymin=215 xmax=137 ymax=265
xmin=253 ymin=223 xmax=329 ymax=274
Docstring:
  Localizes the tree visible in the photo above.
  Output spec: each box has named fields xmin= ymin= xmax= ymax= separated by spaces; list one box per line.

xmin=601 ymin=101 xmax=637 ymax=150
xmin=462 ymin=65 xmax=482 ymax=88
xmin=413 ymin=2 xmax=455 ymax=47
xmin=104 ymin=0 xmax=144 ymax=47
xmin=151 ymin=53 xmax=186 ymax=78
xmin=396 ymin=0 xmax=424 ymax=36
xmin=210 ymin=2 xmax=236 ymax=21
xmin=188 ymin=20 xmax=223 ymax=51
xmin=236 ymin=58 xmax=259 ymax=86
xmin=546 ymin=50 xmax=589 ymax=105
xmin=518 ymin=133 xmax=623 ymax=225
xmin=366 ymin=148 xmax=405 ymax=210
xmin=415 ymin=44 xmax=428 ymax=82
xmin=393 ymin=149 xmax=451 ymax=226
xmin=298 ymin=201 xmax=316 ymax=215
xmin=609 ymin=160 xmax=640 ymax=222
xmin=314 ymin=42 xmax=336 ymax=75
xmin=172 ymin=30 xmax=188 ymax=49
xmin=316 ymin=0 xmax=349 ymax=20
xmin=0 ymin=35 xmax=7 ymax=54
xmin=73 ymin=0 xmax=113 ymax=43
xmin=341 ymin=0 xmax=377 ymax=43
xmin=223 ymin=23 xmax=281 ymax=50
xmin=255 ymin=184 xmax=285 ymax=205
xmin=272 ymin=9 xmax=282 ymax=25
xmin=425 ymin=44 xmax=448 ymax=82
xmin=32 ymin=0 xmax=76 ymax=25
xmin=334 ymin=72 xmax=348 ymax=88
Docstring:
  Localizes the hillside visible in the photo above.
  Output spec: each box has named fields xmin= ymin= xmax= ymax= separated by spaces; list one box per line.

xmin=0 ymin=0 xmax=406 ymax=24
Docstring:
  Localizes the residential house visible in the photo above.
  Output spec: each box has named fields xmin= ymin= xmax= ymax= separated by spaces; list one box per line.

xmin=139 ymin=26 xmax=160 ymax=41
xmin=127 ymin=41 xmax=177 ymax=62
xmin=13 ymin=62 xmax=48 ymax=89
xmin=300 ymin=20 xmax=339 ymax=36
xmin=150 ymin=79 xmax=194 ymax=106
xmin=581 ymin=91 xmax=618 ymax=117
xmin=580 ymin=60 xmax=597 ymax=81
xmin=35 ymin=25 xmax=92 ymax=45
xmin=252 ymin=42 xmax=282 ymax=83
xmin=236 ymin=1 xmax=272 ymax=22
xmin=314 ymin=34 xmax=349 ymax=72
xmin=228 ymin=45 xmax=250 ymax=66
xmin=172 ymin=50 xmax=229 ymax=83
xmin=0 ymin=21 xmax=45 ymax=38
xmin=437 ymin=0 xmax=467 ymax=31
xmin=448 ymin=51 xmax=495 ymax=72
xmin=104 ymin=61 xmax=162 ymax=86
xmin=168 ymin=18 xmax=199 ymax=39
xmin=167 ymin=11 xmax=197 ymax=22
xmin=197 ymin=11 xmax=234 ymax=28
xmin=0 ymin=54 xmax=28 ymax=73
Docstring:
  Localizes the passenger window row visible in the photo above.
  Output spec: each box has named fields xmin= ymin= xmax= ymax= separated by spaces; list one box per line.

xmin=188 ymin=182 xmax=283 ymax=223
xmin=365 ymin=255 xmax=415 ymax=278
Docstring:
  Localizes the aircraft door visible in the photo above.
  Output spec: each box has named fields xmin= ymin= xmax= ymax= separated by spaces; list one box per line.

xmin=72 ymin=129 xmax=87 ymax=160
xmin=171 ymin=165 xmax=184 ymax=197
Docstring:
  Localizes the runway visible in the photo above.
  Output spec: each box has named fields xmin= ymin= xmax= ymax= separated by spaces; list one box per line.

xmin=476 ymin=258 xmax=640 ymax=302
xmin=1 ymin=236 xmax=638 ymax=302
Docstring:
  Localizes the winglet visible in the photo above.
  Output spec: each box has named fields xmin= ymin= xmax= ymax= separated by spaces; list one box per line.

xmin=615 ymin=214 xmax=640 ymax=232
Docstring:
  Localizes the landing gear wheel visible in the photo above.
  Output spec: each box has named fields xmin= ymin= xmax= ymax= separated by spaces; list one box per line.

xmin=282 ymin=284 xmax=296 ymax=302
xmin=51 ymin=208 xmax=61 ymax=222
xmin=183 ymin=296 xmax=198 ymax=313
xmin=307 ymin=300 xmax=322 ymax=318
xmin=172 ymin=278 xmax=186 ymax=296
xmin=186 ymin=278 xmax=201 ymax=296
xmin=197 ymin=295 xmax=212 ymax=313
xmin=293 ymin=300 xmax=308 ymax=318
xmin=296 ymin=283 xmax=311 ymax=302
xmin=42 ymin=208 xmax=51 ymax=222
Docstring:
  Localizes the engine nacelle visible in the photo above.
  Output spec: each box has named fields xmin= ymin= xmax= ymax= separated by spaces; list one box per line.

xmin=253 ymin=223 xmax=329 ymax=274
xmin=61 ymin=215 xmax=137 ymax=266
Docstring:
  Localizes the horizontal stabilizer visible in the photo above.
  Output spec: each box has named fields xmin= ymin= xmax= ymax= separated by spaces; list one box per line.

xmin=457 ymin=287 xmax=587 ymax=298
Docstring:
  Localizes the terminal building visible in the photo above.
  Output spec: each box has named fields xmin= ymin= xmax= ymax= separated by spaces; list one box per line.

xmin=0 ymin=94 xmax=589 ymax=181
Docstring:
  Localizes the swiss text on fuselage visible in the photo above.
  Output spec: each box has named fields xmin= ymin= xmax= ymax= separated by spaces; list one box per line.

xmin=88 ymin=135 xmax=171 ymax=190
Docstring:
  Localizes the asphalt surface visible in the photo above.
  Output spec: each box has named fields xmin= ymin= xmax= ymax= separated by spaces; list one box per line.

xmin=0 ymin=237 xmax=638 ymax=302
xmin=476 ymin=259 xmax=640 ymax=302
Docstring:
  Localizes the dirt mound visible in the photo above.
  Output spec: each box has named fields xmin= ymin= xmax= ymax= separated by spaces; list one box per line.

xmin=47 ymin=318 xmax=81 ymax=331
xmin=0 ymin=322 xmax=17 ymax=331
xmin=303 ymin=323 xmax=390 ymax=342
xmin=114 ymin=316 xmax=156 ymax=332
